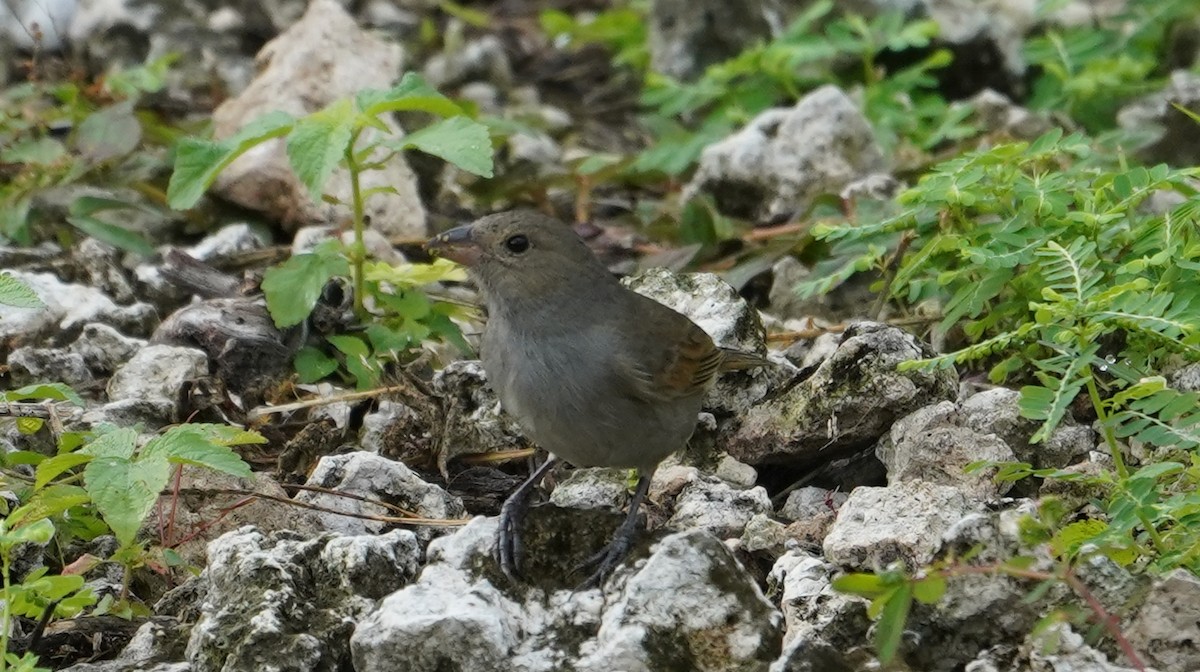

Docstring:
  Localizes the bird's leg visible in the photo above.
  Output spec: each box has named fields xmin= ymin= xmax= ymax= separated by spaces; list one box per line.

xmin=496 ymin=456 xmax=558 ymax=580
xmin=577 ymin=468 xmax=654 ymax=589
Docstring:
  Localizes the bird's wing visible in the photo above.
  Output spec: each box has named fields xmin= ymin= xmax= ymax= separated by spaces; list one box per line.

xmin=612 ymin=295 xmax=723 ymax=403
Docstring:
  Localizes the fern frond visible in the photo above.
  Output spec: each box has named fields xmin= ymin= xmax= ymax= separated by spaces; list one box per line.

xmin=1111 ymin=388 xmax=1200 ymax=450
xmin=1020 ymin=345 xmax=1098 ymax=443
xmin=1037 ymin=239 xmax=1102 ymax=302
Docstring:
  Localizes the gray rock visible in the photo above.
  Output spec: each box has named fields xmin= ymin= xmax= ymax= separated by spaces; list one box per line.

xmin=741 ymin=512 xmax=791 ymax=556
xmin=350 ymin=519 xmax=782 ymax=672
xmin=106 ymin=344 xmax=207 ymax=406
xmin=159 ymin=469 xmax=324 ymax=568
xmin=729 ymin=323 xmax=957 ymax=468
xmin=151 ymin=297 xmax=297 ymax=400
xmin=73 ymin=237 xmax=138 ymax=303
xmin=823 ymin=480 xmax=980 ymax=569
xmin=1118 ymin=70 xmax=1200 ymax=166
xmin=0 ymin=271 xmax=155 ymax=344
xmin=549 ymin=468 xmax=630 ymax=511
xmin=648 ymin=0 xmax=779 ymax=80
xmin=878 ymin=400 xmax=1016 ymax=498
xmin=1127 ymin=568 xmax=1200 ymax=672
xmin=968 ymin=89 xmax=1054 ymax=139
xmin=960 ymin=387 xmax=1093 ymax=469
xmin=185 ymin=223 xmax=271 ymax=261
xmin=576 ymin=530 xmax=782 ymax=671
xmin=685 ymin=86 xmax=886 ymax=222
xmin=360 ymin=399 xmax=429 ymax=456
xmin=210 ymin=0 xmax=426 ymax=237
xmin=7 ymin=347 xmax=93 ymax=387
xmin=430 ymin=360 xmax=527 ymax=471
xmin=70 ymin=323 xmax=147 ymax=377
xmin=668 ymin=477 xmax=772 ymax=539
xmin=767 ymin=551 xmax=871 ymax=671
xmin=294 ymin=452 xmax=466 ymax=541
xmin=1025 ymin=622 xmax=1154 ymax=672
xmin=716 ymin=453 xmax=759 ymax=488
xmin=1170 ymin=362 xmax=1200 ymax=392
xmin=187 ymin=527 xmax=420 ymax=672
xmin=80 ymin=398 xmax=179 ymax=429
xmin=422 ymin=35 xmax=512 ymax=89
xmin=778 ymin=487 xmax=846 ymax=522
xmin=58 ymin=618 xmax=191 ymax=672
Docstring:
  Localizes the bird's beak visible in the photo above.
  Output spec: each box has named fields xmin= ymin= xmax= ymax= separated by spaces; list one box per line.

xmin=425 ymin=225 xmax=482 ymax=266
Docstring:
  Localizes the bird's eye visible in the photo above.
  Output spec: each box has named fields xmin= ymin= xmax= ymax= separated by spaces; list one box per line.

xmin=504 ymin=234 xmax=530 ymax=254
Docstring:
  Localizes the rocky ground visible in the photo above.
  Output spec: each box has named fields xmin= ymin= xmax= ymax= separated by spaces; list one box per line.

xmin=2 ymin=0 xmax=1200 ymax=671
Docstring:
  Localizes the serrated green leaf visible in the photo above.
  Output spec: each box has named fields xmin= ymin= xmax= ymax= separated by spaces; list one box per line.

xmin=0 ymin=272 xmax=43 ymax=309
xmin=142 ymin=427 xmax=252 ymax=478
xmin=7 ymin=485 xmax=90 ymax=529
xmin=358 ymin=72 xmax=463 ymax=117
xmin=167 ymin=111 xmax=296 ymax=209
xmin=0 ymin=518 xmax=55 ymax=546
xmin=261 ymin=247 xmax=349 ymax=328
xmin=36 ymin=452 xmax=94 ymax=490
xmin=84 ymin=454 xmax=171 ymax=546
xmin=81 ymin=427 xmax=138 ymax=460
xmin=286 ymin=98 xmax=356 ymax=201
xmin=390 ymin=116 xmax=494 ymax=177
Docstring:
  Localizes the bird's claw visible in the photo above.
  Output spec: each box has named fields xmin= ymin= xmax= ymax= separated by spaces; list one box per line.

xmin=496 ymin=496 xmax=528 ymax=580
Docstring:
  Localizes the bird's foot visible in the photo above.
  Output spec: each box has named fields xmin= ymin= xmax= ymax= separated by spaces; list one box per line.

xmin=496 ymin=494 xmax=530 ymax=580
xmin=574 ymin=518 xmax=639 ymax=590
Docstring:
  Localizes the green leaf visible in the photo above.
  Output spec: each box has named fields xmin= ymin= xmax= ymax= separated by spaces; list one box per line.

xmin=142 ymin=426 xmax=252 ymax=478
xmin=295 ymin=346 xmax=339 ymax=383
xmin=286 ymin=98 xmax=356 ymax=201
xmin=875 ymin=584 xmax=912 ymax=663
xmin=1 ymin=382 xmax=84 ymax=406
xmin=35 ymin=452 xmax=94 ymax=490
xmin=167 ymin=111 xmax=296 ymax=209
xmin=832 ymin=572 xmax=888 ymax=597
xmin=389 ymin=116 xmax=494 ymax=178
xmin=66 ymin=213 xmax=155 ymax=257
xmin=7 ymin=485 xmax=90 ymax=529
xmin=84 ymin=454 xmax=171 ymax=546
xmin=328 ymin=334 xmax=380 ymax=389
xmin=0 ymin=136 xmax=66 ymax=164
xmin=912 ymin=575 xmax=946 ymax=604
xmin=76 ymin=100 xmax=141 ymax=162
xmin=81 ymin=427 xmax=139 ymax=460
xmin=357 ymin=72 xmax=464 ymax=118
xmin=0 ymin=272 xmax=43 ymax=309
xmin=0 ymin=518 xmax=55 ymax=546
xmin=175 ymin=423 xmax=268 ymax=446
xmin=261 ymin=244 xmax=349 ymax=328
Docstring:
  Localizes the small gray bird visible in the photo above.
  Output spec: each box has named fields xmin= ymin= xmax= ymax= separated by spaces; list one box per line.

xmin=427 ymin=210 xmax=764 ymax=586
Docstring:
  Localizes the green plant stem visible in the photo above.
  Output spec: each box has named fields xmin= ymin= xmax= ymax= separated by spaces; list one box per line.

xmin=344 ymin=132 xmax=368 ymax=318
xmin=1086 ymin=375 xmax=1128 ymax=479
xmin=1085 ymin=374 xmax=1168 ymax=554
xmin=1 ymin=547 xmax=11 ymax=672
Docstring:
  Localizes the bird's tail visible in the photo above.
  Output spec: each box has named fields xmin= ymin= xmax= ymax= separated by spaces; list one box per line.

xmin=718 ymin=347 xmax=771 ymax=372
